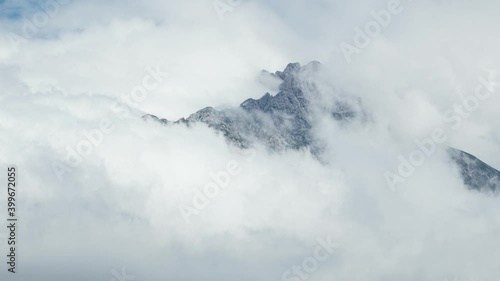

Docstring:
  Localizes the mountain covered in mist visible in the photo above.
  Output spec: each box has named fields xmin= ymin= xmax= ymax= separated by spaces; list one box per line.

xmin=448 ymin=147 xmax=500 ymax=193
xmin=144 ymin=62 xmax=500 ymax=193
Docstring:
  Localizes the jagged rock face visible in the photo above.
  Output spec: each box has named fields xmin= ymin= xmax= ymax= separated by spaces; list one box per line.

xmin=144 ymin=62 xmax=340 ymax=151
xmin=142 ymin=114 xmax=170 ymax=125
xmin=239 ymin=63 xmax=313 ymax=150
xmin=448 ymin=148 xmax=500 ymax=192
xmin=143 ymin=62 xmax=500 ymax=193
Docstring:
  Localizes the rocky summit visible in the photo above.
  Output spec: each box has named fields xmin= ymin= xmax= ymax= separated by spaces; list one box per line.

xmin=448 ymin=147 xmax=500 ymax=193
xmin=143 ymin=62 xmax=500 ymax=193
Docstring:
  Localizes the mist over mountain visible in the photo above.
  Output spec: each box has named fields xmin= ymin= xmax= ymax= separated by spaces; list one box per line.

xmin=144 ymin=62 xmax=500 ymax=193
xmin=2 ymin=0 xmax=500 ymax=280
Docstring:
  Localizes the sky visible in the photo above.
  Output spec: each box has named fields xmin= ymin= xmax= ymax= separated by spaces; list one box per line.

xmin=0 ymin=0 xmax=500 ymax=280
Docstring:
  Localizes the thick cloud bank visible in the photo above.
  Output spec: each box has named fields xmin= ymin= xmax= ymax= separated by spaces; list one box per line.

xmin=0 ymin=0 xmax=500 ymax=280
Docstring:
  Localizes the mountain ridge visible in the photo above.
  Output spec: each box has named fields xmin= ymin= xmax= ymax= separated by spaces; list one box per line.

xmin=143 ymin=62 xmax=500 ymax=193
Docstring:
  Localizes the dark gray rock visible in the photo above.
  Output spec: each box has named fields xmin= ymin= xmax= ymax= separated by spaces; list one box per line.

xmin=142 ymin=114 xmax=170 ymax=125
xmin=448 ymin=147 xmax=500 ymax=192
xmin=144 ymin=62 xmax=334 ymax=152
xmin=143 ymin=62 xmax=500 ymax=193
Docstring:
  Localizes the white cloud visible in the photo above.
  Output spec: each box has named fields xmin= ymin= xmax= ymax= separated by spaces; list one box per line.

xmin=0 ymin=0 xmax=500 ymax=280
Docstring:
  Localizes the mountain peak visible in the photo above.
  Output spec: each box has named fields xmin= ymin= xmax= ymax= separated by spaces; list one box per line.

xmin=142 ymin=62 xmax=500 ymax=193
xmin=273 ymin=61 xmax=321 ymax=80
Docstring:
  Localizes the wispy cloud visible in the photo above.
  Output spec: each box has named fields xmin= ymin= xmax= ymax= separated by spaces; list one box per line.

xmin=1 ymin=0 xmax=500 ymax=280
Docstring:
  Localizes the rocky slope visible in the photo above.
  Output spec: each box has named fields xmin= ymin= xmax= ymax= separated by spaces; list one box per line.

xmin=448 ymin=147 xmax=500 ymax=192
xmin=143 ymin=62 xmax=500 ymax=193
